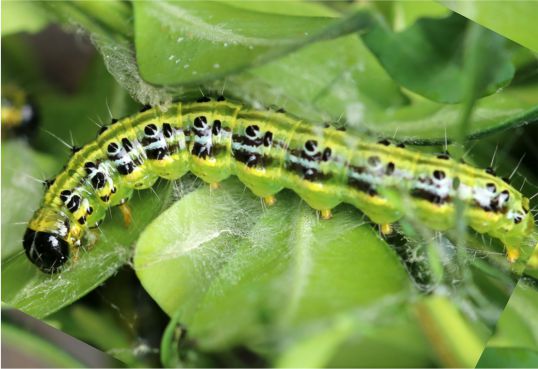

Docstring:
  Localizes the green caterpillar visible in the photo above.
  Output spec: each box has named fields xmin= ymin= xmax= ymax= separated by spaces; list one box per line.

xmin=24 ymin=97 xmax=534 ymax=273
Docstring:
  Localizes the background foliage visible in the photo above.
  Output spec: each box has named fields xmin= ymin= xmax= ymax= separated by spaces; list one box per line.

xmin=2 ymin=1 xmax=538 ymax=367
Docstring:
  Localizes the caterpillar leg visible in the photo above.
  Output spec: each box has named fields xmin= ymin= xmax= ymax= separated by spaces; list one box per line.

xmin=71 ymin=245 xmax=80 ymax=263
xmin=320 ymin=209 xmax=332 ymax=220
xmin=380 ymin=223 xmax=393 ymax=236
xmin=263 ymin=195 xmax=276 ymax=206
xmin=118 ymin=202 xmax=132 ymax=228
xmin=506 ymin=246 xmax=520 ymax=263
xmin=210 ymin=182 xmax=220 ymax=190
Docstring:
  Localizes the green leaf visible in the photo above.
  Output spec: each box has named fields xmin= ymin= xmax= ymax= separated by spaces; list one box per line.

xmin=135 ymin=179 xmax=414 ymax=363
xmin=441 ymin=1 xmax=538 ymax=52
xmin=1 ymin=141 xmax=59 ymax=259
xmin=365 ymin=83 xmax=538 ymax=144
xmin=390 ymin=1 xmax=450 ymax=30
xmin=361 ymin=13 xmax=515 ymax=104
xmin=134 ymin=1 xmax=373 ymax=85
xmin=477 ymin=347 xmax=538 ymax=368
xmin=225 ymin=33 xmax=407 ymax=124
xmin=1 ymin=181 xmax=172 ymax=319
xmin=48 ymin=305 xmax=143 ymax=367
xmin=487 ymin=282 xmax=538 ymax=350
xmin=1 ymin=1 xmax=50 ymax=36
xmin=40 ymin=1 xmax=131 ymax=40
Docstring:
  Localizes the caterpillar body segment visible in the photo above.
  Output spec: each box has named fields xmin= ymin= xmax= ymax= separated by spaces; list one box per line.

xmin=23 ymin=98 xmax=534 ymax=273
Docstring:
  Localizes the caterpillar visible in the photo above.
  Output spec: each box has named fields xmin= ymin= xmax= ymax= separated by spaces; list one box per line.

xmin=1 ymin=84 xmax=39 ymax=138
xmin=23 ymin=97 xmax=534 ymax=273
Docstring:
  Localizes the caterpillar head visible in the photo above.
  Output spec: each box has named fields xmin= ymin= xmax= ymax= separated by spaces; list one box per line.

xmin=23 ymin=229 xmax=69 ymax=273
xmin=23 ymin=208 xmax=72 ymax=273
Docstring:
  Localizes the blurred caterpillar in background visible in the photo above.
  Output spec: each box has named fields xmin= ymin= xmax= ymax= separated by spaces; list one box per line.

xmin=22 ymin=96 xmax=535 ymax=273
xmin=1 ymin=84 xmax=39 ymax=139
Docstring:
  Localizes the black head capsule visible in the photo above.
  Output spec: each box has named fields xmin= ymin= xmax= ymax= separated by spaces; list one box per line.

xmin=23 ymin=229 xmax=69 ymax=273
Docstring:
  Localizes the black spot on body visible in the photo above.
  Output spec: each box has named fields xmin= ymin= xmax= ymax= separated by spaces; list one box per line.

xmin=411 ymin=189 xmax=446 ymax=205
xmin=44 ymin=178 xmax=55 ymax=188
xmin=84 ymin=162 xmax=97 ymax=172
xmin=433 ymin=170 xmax=446 ymax=180
xmin=121 ymin=137 xmax=133 ymax=152
xmin=212 ymin=120 xmax=222 ymax=135
xmin=304 ymin=140 xmax=317 ymax=154
xmin=378 ymin=139 xmax=390 ymax=146
xmin=348 ymin=175 xmax=377 ymax=196
xmin=78 ymin=216 xmax=86 ymax=225
xmin=246 ymin=154 xmax=259 ymax=167
xmin=140 ymin=104 xmax=151 ymax=112
xmin=66 ymin=194 xmax=81 ymax=212
xmin=163 ymin=123 xmax=173 ymax=138
xmin=87 ymin=206 xmax=93 ymax=215
xmin=245 ymin=125 xmax=259 ymax=139
xmin=193 ymin=116 xmax=207 ymax=129
xmin=386 ymin=162 xmax=395 ymax=175
xmin=217 ymin=95 xmax=225 ymax=102
xmin=111 ymin=118 xmax=118 ymax=124
xmin=368 ymin=156 xmax=380 ymax=167
xmin=98 ymin=126 xmax=108 ymax=135
xmin=486 ymin=183 xmax=496 ymax=193
xmin=107 ymin=142 xmax=119 ymax=154
xmin=397 ymin=143 xmax=406 ymax=148
xmin=117 ymin=162 xmax=135 ymax=175
xmin=485 ymin=167 xmax=496 ymax=176
xmin=197 ymin=96 xmax=211 ymax=103
xmin=322 ymin=148 xmax=332 ymax=161
xmin=91 ymin=172 xmax=106 ymax=189
xmin=263 ymin=131 xmax=273 ymax=147
xmin=191 ymin=143 xmax=210 ymax=159
xmin=71 ymin=146 xmax=81 ymax=154
xmin=60 ymin=190 xmax=71 ymax=202
xmin=502 ymin=177 xmax=511 ymax=184
xmin=144 ymin=124 xmax=158 ymax=136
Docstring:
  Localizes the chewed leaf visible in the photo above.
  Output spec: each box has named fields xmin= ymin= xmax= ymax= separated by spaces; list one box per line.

xmin=1 ymin=181 xmax=173 ymax=319
xmin=135 ymin=179 xmax=412 ymax=352
xmin=134 ymin=1 xmax=373 ymax=85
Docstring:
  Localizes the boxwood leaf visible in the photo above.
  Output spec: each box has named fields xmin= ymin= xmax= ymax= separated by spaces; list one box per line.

xmin=442 ymin=1 xmax=538 ymax=52
xmin=135 ymin=179 xmax=413 ymax=360
xmin=1 ymin=181 xmax=172 ymax=319
xmin=361 ymin=13 xmax=515 ymax=104
xmin=133 ymin=1 xmax=373 ymax=85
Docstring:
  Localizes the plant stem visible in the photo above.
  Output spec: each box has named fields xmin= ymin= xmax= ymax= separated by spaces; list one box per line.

xmin=415 ymin=296 xmax=485 ymax=367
